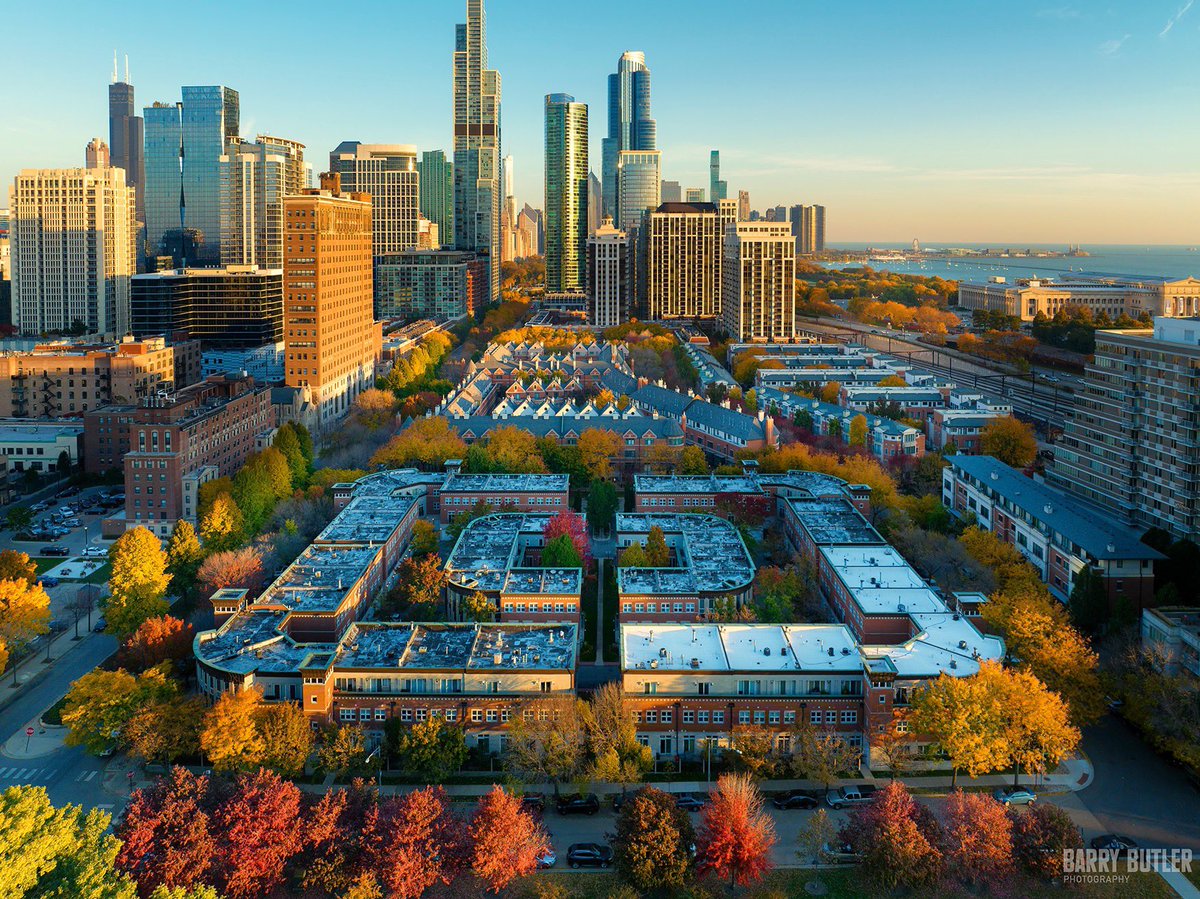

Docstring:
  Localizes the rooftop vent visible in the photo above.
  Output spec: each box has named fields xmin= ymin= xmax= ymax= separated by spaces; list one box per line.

xmin=958 ymin=640 xmax=968 ymax=650
xmin=949 ymin=659 xmax=958 ymax=669
xmin=827 ymin=647 xmax=835 ymax=657
xmin=764 ymin=647 xmax=771 ymax=657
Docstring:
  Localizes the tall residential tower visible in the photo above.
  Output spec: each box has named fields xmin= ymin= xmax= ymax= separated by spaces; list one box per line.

xmin=219 ymin=135 xmax=309 ymax=268
xmin=417 ymin=150 xmax=454 ymax=244
xmin=544 ymin=94 xmax=588 ymax=293
xmin=601 ymin=51 xmax=656 ymax=222
xmin=452 ymin=0 xmax=502 ymax=303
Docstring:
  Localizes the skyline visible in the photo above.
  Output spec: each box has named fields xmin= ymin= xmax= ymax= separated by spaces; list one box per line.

xmin=2 ymin=0 xmax=1198 ymax=243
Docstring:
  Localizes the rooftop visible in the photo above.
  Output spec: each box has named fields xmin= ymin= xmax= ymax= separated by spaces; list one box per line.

xmin=786 ymin=497 xmax=884 ymax=546
xmin=259 ymin=544 xmax=382 ymax=614
xmin=443 ymin=473 xmax=570 ymax=493
xmin=616 ymin=513 xmax=755 ymax=595
xmin=820 ymin=544 xmax=946 ymax=617
xmin=336 ymin=622 xmax=576 ymax=672
xmin=863 ymin=611 xmax=1005 ymax=678
xmin=445 ymin=513 xmax=564 ymax=594
xmin=339 ymin=468 xmax=449 ymax=497
xmin=634 ymin=474 xmax=763 ymax=496
xmin=620 ymin=623 xmax=861 ymax=672
xmin=0 ymin=420 xmax=84 ymax=441
xmin=316 ymin=493 xmax=417 ymax=544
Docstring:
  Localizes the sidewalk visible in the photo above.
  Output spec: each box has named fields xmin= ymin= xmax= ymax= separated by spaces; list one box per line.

xmin=1 ymin=720 xmax=68 ymax=760
xmin=0 ymin=626 xmax=98 ymax=715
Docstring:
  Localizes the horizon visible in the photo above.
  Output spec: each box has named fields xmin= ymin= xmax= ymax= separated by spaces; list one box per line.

xmin=2 ymin=0 xmax=1198 ymax=243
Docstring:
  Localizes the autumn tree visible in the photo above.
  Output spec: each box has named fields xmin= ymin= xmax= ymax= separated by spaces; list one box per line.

xmin=583 ymin=682 xmax=652 ymax=791
xmin=63 ymin=666 xmax=177 ymax=754
xmin=679 ymin=445 xmax=709 ymax=475
xmin=784 ymin=722 xmax=861 ymax=790
xmin=387 ymin=716 xmax=467 ymax=782
xmin=352 ymin=388 xmax=398 ymax=430
xmin=199 ymin=492 xmax=244 ymax=553
xmin=382 ymin=554 xmax=447 ymax=618
xmin=466 ymin=425 xmax=548 ymax=474
xmin=617 ymin=542 xmax=649 ymax=568
xmin=215 ymin=769 xmax=302 ymax=899
xmin=612 ymin=787 xmax=696 ymax=892
xmin=848 ymin=414 xmax=869 ymax=447
xmin=368 ymin=787 xmax=466 ymax=899
xmin=723 ymin=726 xmax=778 ymax=778
xmin=126 ymin=696 xmax=207 ymax=765
xmin=576 ymin=428 xmax=622 ymax=481
xmin=875 ymin=708 xmax=918 ymax=778
xmin=941 ymin=788 xmax=1014 ymax=889
xmin=370 ymin=417 xmax=467 ymax=470
xmin=504 ymin=697 xmax=587 ymax=792
xmin=197 ymin=547 xmax=265 ymax=598
xmin=909 ymin=665 xmax=1008 ymax=786
xmin=644 ymin=525 xmax=670 ymax=567
xmin=200 ymin=688 xmax=267 ymax=774
xmin=0 ymin=576 xmax=51 ymax=665
xmin=105 ymin=526 xmax=172 ymax=636
xmin=301 ymin=784 xmax=377 ymax=894
xmin=542 ymin=511 xmax=593 ymax=569
xmin=0 ymin=549 xmax=37 ymax=585
xmin=319 ymin=724 xmax=370 ymax=777
xmin=166 ymin=520 xmax=204 ymax=601
xmin=797 ymin=808 xmax=837 ymax=865
xmin=117 ymin=615 xmax=195 ymax=672
xmin=409 ymin=519 xmax=438 ymax=557
xmin=0 ymin=785 xmax=134 ymax=899
xmin=818 ymin=382 xmax=842 ymax=404
xmin=840 ymin=781 xmax=942 ymax=891
xmin=1010 ymin=802 xmax=1082 ymax=879
xmin=695 ymin=773 xmax=776 ymax=887
xmin=116 ymin=767 xmax=216 ymax=894
xmin=980 ymin=416 xmax=1038 ymax=468
xmin=468 ymin=787 xmax=550 ymax=892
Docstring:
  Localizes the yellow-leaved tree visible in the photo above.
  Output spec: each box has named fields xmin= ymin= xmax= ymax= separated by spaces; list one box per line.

xmin=0 ymin=577 xmax=51 ymax=670
xmin=577 ymin=428 xmax=623 ymax=481
xmin=198 ymin=492 xmax=244 ymax=553
xmin=848 ymin=414 xmax=869 ymax=447
xmin=105 ymin=527 xmax=171 ymax=637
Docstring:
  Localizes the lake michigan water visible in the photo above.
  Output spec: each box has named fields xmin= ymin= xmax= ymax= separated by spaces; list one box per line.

xmin=823 ymin=243 xmax=1199 ymax=282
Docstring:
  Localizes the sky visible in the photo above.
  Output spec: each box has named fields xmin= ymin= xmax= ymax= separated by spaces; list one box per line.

xmin=3 ymin=0 xmax=1198 ymax=244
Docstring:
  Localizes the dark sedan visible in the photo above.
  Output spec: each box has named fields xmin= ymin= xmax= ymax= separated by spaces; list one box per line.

xmin=566 ymin=843 xmax=613 ymax=869
xmin=1090 ymin=834 xmax=1139 ymax=858
xmin=556 ymin=793 xmax=600 ymax=816
xmin=674 ymin=793 xmax=709 ymax=811
xmin=772 ymin=789 xmax=821 ymax=810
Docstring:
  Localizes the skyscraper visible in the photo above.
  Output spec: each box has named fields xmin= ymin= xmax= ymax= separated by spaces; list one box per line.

xmin=417 ymin=150 xmax=454 ymax=243
xmin=85 ymin=138 xmax=111 ymax=169
xmin=9 ymin=166 xmax=136 ymax=335
xmin=661 ymin=180 xmax=682 ymax=203
xmin=588 ymin=171 xmax=603 ymax=235
xmin=587 ymin=216 xmax=629 ymax=329
xmin=284 ymin=173 xmax=379 ymax=435
xmin=709 ymin=150 xmax=727 ymax=203
xmin=601 ymin=51 xmax=656 ymax=221
xmin=143 ymin=86 xmax=239 ymax=267
xmin=544 ymin=94 xmax=588 ymax=294
xmin=642 ymin=199 xmax=736 ymax=321
xmin=616 ymin=150 xmax=661 ymax=232
xmin=737 ymin=190 xmax=750 ymax=222
xmin=453 ymin=0 xmax=502 ymax=304
xmin=722 ymin=222 xmax=796 ymax=341
xmin=684 ymin=187 xmax=705 ymax=203
xmin=219 ymin=136 xmax=309 ymax=268
xmin=109 ymin=55 xmax=144 ymax=225
xmin=789 ymin=204 xmax=827 ymax=255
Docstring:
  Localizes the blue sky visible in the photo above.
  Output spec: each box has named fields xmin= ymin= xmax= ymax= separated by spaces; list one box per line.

xmin=3 ymin=0 xmax=1198 ymax=243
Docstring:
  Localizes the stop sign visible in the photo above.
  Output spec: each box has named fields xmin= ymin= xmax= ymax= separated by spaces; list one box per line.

xmin=25 ymin=726 xmax=33 ymax=737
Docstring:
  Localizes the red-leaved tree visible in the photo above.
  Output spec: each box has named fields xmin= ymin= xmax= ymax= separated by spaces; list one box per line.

xmin=840 ymin=781 xmax=943 ymax=891
xmin=942 ymin=789 xmax=1014 ymax=888
xmin=116 ymin=615 xmax=195 ymax=672
xmin=197 ymin=546 xmax=266 ymax=598
xmin=369 ymin=787 xmax=466 ymax=899
xmin=695 ymin=773 xmax=776 ymax=887
xmin=215 ymin=768 xmax=303 ymax=899
xmin=1010 ymin=802 xmax=1083 ymax=879
xmin=301 ymin=779 xmax=378 ymax=893
xmin=116 ymin=766 xmax=216 ymax=896
xmin=469 ymin=786 xmax=551 ymax=892
xmin=542 ymin=511 xmax=593 ymax=570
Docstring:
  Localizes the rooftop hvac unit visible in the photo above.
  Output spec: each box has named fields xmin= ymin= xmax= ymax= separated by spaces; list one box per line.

xmin=649 ymin=659 xmax=658 ymax=669
xmin=690 ymin=658 xmax=700 ymax=669
xmin=827 ymin=647 xmax=835 ymax=657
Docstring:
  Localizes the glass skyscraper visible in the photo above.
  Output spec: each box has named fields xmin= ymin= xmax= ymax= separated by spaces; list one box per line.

xmin=417 ymin=150 xmax=454 ymax=243
xmin=143 ymin=85 xmax=239 ymax=267
xmin=219 ymin=136 xmax=309 ymax=268
xmin=616 ymin=150 xmax=661 ymax=233
xmin=601 ymin=51 xmax=656 ymax=221
xmin=544 ymin=94 xmax=588 ymax=293
xmin=710 ymin=150 xmax=727 ymax=203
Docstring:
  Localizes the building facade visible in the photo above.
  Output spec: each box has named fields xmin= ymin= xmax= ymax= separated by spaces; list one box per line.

xmin=790 ymin=204 xmax=826 ymax=255
xmin=219 ymin=136 xmax=309 ymax=269
xmin=85 ymin=138 xmax=110 ymax=169
xmin=722 ymin=222 xmax=796 ymax=341
xmin=9 ymin=167 xmax=137 ymax=336
xmin=109 ymin=58 xmax=145 ymax=226
xmin=642 ymin=200 xmax=737 ymax=321
xmin=375 ymin=251 xmax=483 ymax=321
xmin=283 ymin=174 xmax=380 ymax=436
xmin=0 ymin=420 xmax=83 ymax=472
xmin=958 ymin=275 xmax=1200 ymax=322
xmin=131 ymin=266 xmax=283 ymax=348
xmin=601 ymin=51 xmax=656 ymax=222
xmin=709 ymin=150 xmax=726 ymax=203
xmin=616 ymin=150 xmax=661 ymax=233
xmin=452 ymin=0 xmax=502 ymax=304
xmin=417 ymin=150 xmax=453 ymax=244
xmin=587 ymin=217 xmax=629 ymax=329
xmin=544 ymin=94 xmax=589 ymax=294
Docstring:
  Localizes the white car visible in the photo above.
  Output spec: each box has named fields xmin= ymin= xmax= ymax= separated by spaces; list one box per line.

xmin=83 ymin=546 xmax=107 ymax=558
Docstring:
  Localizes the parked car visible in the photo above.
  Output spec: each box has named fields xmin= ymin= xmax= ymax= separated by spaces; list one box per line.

xmin=1090 ymin=834 xmax=1138 ymax=857
xmin=556 ymin=793 xmax=600 ymax=816
xmin=57 ymin=507 xmax=74 ymax=517
xmin=93 ymin=617 xmax=107 ymax=633
xmin=40 ymin=545 xmax=70 ymax=557
xmin=83 ymin=546 xmax=107 ymax=558
xmin=40 ymin=577 xmax=60 ymax=588
xmin=30 ymin=501 xmax=51 ymax=513
xmin=61 ymin=518 xmax=82 ymax=529
xmin=819 ymin=842 xmax=862 ymax=865
xmin=566 ymin=843 xmax=613 ymax=869
xmin=826 ymin=785 xmax=878 ymax=809
xmin=537 ymin=848 xmax=557 ymax=869
xmin=520 ymin=793 xmax=545 ymax=816
xmin=993 ymin=785 xmax=1037 ymax=806
xmin=57 ymin=487 xmax=79 ymax=498
xmin=674 ymin=793 xmax=708 ymax=811
xmin=611 ymin=792 xmax=628 ymax=812
xmin=773 ymin=789 xmax=821 ymax=810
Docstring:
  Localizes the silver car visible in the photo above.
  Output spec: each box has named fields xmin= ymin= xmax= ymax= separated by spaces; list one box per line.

xmin=993 ymin=785 xmax=1036 ymax=806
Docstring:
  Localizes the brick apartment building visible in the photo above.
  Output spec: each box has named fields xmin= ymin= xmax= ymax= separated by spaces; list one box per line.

xmin=438 ymin=471 xmax=570 ymax=523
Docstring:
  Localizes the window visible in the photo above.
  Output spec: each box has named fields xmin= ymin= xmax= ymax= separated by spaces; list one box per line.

xmin=783 ymin=710 xmax=795 ymax=724
xmin=358 ymin=709 xmax=370 ymax=721
xmin=753 ymin=711 xmax=765 ymax=725
xmin=374 ymin=708 xmax=387 ymax=720
xmin=825 ymin=710 xmax=837 ymax=724
xmin=738 ymin=710 xmax=751 ymax=725
xmin=840 ymin=710 xmax=857 ymax=724
xmin=712 ymin=711 xmax=724 ymax=724
xmin=471 ymin=709 xmax=483 ymax=723
xmin=486 ymin=710 xmax=498 ymax=723
xmin=445 ymin=709 xmax=458 ymax=722
xmin=697 ymin=682 xmax=711 ymax=695
xmin=540 ymin=681 xmax=552 ymax=692
xmin=768 ymin=710 xmax=780 ymax=724
xmin=646 ymin=710 xmax=657 ymax=723
xmin=415 ymin=709 xmax=428 ymax=722
xmin=810 ymin=709 xmax=822 ymax=725
xmin=339 ymin=709 xmax=355 ymax=722
xmin=683 ymin=710 xmax=695 ymax=724
xmin=400 ymin=708 xmax=413 ymax=723
xmin=697 ymin=711 xmax=709 ymax=724
xmin=661 ymin=710 xmax=673 ymax=724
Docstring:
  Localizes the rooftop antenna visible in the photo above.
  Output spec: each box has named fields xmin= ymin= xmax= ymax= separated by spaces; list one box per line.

xmin=112 ymin=51 xmax=118 ymax=84
xmin=125 ymin=55 xmax=130 ymax=84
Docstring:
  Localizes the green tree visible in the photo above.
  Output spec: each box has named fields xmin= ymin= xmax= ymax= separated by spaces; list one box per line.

xmin=257 ymin=702 xmax=315 ymax=778
xmin=409 ymin=519 xmax=438 ymax=557
xmin=62 ymin=667 xmax=177 ymax=754
xmin=273 ymin=423 xmax=309 ymax=488
xmin=105 ymin=528 xmax=171 ymax=637
xmin=5 ymin=506 xmax=33 ymax=534
xmin=1068 ymin=566 xmax=1108 ymax=635
xmin=583 ymin=683 xmax=652 ymax=791
xmin=612 ymin=787 xmax=696 ymax=892
xmin=319 ymin=724 xmax=370 ymax=777
xmin=679 ymin=445 xmax=709 ymax=475
xmin=541 ymin=534 xmax=582 ymax=568
xmin=165 ymin=520 xmax=204 ymax=602
xmin=387 ymin=716 xmax=467 ymax=783
xmin=617 ymin=542 xmax=649 ymax=568
xmin=586 ymin=480 xmax=619 ymax=534
xmin=784 ymin=722 xmax=861 ymax=790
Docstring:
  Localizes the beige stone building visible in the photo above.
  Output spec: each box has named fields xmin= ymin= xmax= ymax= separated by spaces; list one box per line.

xmin=642 ymin=199 xmax=737 ymax=321
xmin=283 ymin=173 xmax=380 ymax=436
xmin=721 ymin=221 xmax=796 ymax=341
xmin=958 ymin=274 xmax=1200 ymax=322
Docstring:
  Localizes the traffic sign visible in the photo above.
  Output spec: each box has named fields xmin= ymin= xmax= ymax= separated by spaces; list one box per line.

xmin=25 ymin=726 xmax=33 ymax=737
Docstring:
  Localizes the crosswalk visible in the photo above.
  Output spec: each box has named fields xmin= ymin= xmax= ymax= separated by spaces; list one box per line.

xmin=0 ymin=765 xmax=100 ymax=784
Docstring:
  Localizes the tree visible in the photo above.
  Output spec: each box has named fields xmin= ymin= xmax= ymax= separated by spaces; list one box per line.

xmin=583 ymin=682 xmax=652 ymax=791
xmin=980 ymin=416 xmax=1038 ymax=468
xmin=878 ymin=374 xmax=908 ymax=387
xmin=5 ymin=505 xmax=33 ymax=534
xmin=126 ymin=696 xmax=206 ymax=765
xmin=576 ymin=428 xmax=623 ymax=481
xmin=461 ymin=590 xmax=495 ymax=622
xmin=724 ymin=727 xmax=777 ymax=778
xmin=105 ymin=527 xmax=171 ymax=636
xmin=797 ymin=808 xmax=837 ymax=865
xmin=301 ymin=785 xmax=376 ymax=895
xmin=679 ymin=445 xmax=709 ymax=475
xmin=942 ymin=789 xmax=1016 ymax=889
xmin=0 ymin=549 xmax=37 ymax=585
xmin=199 ymin=493 xmax=244 ymax=553
xmin=503 ymin=697 xmax=587 ymax=791
xmin=818 ymin=382 xmax=841 ymax=404
xmin=382 ymin=555 xmax=446 ymax=618
xmin=369 ymin=787 xmax=465 ymax=899
xmin=409 ymin=519 xmax=438 ymax=557
xmin=166 ymin=521 xmax=204 ymax=601
xmin=695 ymin=773 xmax=776 ymax=887
xmin=468 ymin=787 xmax=550 ymax=893
xmin=62 ymin=667 xmax=177 ymax=754
xmin=273 ymin=424 xmax=309 ymax=488
xmin=0 ymin=785 xmax=134 ymax=899
xmin=257 ymin=703 xmax=315 ymax=778
xmin=874 ymin=709 xmax=918 ymax=778
xmin=542 ymin=511 xmax=592 ymax=569
xmin=0 ymin=576 xmax=51 ymax=659
xmin=370 ymin=417 xmax=467 ymax=470
xmin=644 ymin=526 xmax=670 ymax=567
xmin=117 ymin=615 xmax=195 ymax=672
xmin=848 ymin=414 xmax=869 ymax=447
xmin=586 ymin=480 xmax=619 ymax=534
xmin=352 ymin=388 xmax=398 ymax=431
xmin=995 ymin=664 xmax=1080 ymax=786
xmin=200 ymin=689 xmax=267 ymax=774
xmin=1010 ymin=802 xmax=1082 ymax=878
xmin=1068 ymin=565 xmax=1108 ymax=635
xmin=388 ymin=716 xmax=467 ymax=783
xmin=319 ymin=724 xmax=370 ymax=777
xmin=909 ymin=667 xmax=1007 ymax=786
xmin=150 ymin=887 xmax=223 ymax=899
xmin=840 ymin=781 xmax=942 ymax=891
xmin=116 ymin=767 xmax=216 ymax=895
xmin=617 ymin=542 xmax=649 ymax=568
xmin=216 ymin=769 xmax=302 ymax=899
xmin=197 ymin=547 xmax=265 ymax=599
xmin=471 ymin=425 xmax=548 ymax=474
xmin=785 ymin=723 xmax=861 ymax=790
xmin=541 ymin=534 xmax=582 ymax=569
xmin=612 ymin=787 xmax=695 ymax=892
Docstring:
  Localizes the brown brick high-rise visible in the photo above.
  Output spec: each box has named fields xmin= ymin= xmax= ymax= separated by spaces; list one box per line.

xmin=284 ymin=172 xmax=380 ymax=437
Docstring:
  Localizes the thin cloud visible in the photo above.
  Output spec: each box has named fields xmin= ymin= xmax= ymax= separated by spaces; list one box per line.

xmin=1097 ymin=34 xmax=1131 ymax=55
xmin=1160 ymin=0 xmax=1194 ymax=36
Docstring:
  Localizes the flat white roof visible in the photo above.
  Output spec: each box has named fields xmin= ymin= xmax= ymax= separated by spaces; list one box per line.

xmin=863 ymin=612 xmax=1005 ymax=678
xmin=820 ymin=544 xmax=944 ymax=616
xmin=620 ymin=623 xmax=860 ymax=673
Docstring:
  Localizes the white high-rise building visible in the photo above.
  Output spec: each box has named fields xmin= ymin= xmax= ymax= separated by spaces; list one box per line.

xmin=722 ymin=221 xmax=796 ymax=341
xmin=9 ymin=167 xmax=136 ymax=336
xmin=616 ymin=149 xmax=661 ymax=232
xmin=587 ymin=216 xmax=628 ymax=329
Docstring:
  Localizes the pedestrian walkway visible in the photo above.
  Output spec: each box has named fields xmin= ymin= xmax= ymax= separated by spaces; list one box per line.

xmin=1161 ymin=868 xmax=1200 ymax=899
xmin=1 ymin=719 xmax=67 ymax=759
